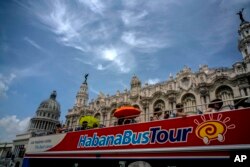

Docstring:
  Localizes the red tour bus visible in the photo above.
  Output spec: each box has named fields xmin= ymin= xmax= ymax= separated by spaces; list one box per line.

xmin=22 ymin=99 xmax=250 ymax=167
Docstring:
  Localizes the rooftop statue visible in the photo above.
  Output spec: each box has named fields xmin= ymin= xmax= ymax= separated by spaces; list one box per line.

xmin=237 ymin=8 xmax=246 ymax=23
xmin=84 ymin=73 xmax=89 ymax=84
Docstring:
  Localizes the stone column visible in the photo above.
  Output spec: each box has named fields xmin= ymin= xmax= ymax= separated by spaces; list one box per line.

xmin=37 ymin=121 xmax=40 ymax=129
xmin=200 ymin=96 xmax=205 ymax=111
xmin=145 ymin=106 xmax=149 ymax=122
xmin=247 ymin=88 xmax=250 ymax=96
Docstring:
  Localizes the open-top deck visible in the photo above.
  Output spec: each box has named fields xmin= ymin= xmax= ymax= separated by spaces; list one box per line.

xmin=23 ymin=103 xmax=250 ymax=166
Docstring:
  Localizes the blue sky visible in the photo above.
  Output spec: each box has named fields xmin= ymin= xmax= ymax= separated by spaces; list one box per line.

xmin=0 ymin=0 xmax=249 ymax=142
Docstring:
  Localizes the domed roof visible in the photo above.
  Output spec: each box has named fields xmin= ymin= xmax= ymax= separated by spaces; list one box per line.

xmin=130 ymin=75 xmax=141 ymax=86
xmin=38 ymin=91 xmax=60 ymax=113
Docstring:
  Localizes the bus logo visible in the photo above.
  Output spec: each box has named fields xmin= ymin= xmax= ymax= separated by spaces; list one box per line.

xmin=194 ymin=114 xmax=235 ymax=144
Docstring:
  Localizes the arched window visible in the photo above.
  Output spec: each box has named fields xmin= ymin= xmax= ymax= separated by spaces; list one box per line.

xmin=153 ymin=99 xmax=165 ymax=112
xmin=153 ymin=99 xmax=165 ymax=119
xmin=215 ymin=85 xmax=234 ymax=106
xmin=181 ymin=93 xmax=196 ymax=113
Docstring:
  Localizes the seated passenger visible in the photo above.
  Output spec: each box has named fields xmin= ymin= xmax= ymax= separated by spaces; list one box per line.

xmin=81 ymin=121 xmax=88 ymax=130
xmin=99 ymin=124 xmax=106 ymax=128
xmin=153 ymin=110 xmax=164 ymax=120
xmin=124 ymin=119 xmax=132 ymax=124
xmin=55 ymin=123 xmax=62 ymax=134
xmin=92 ymin=123 xmax=98 ymax=129
xmin=204 ymin=99 xmax=223 ymax=113
xmin=131 ymin=118 xmax=137 ymax=123
xmin=164 ymin=111 xmax=170 ymax=119
xmin=61 ymin=124 xmax=68 ymax=133
xmin=117 ymin=118 xmax=125 ymax=125
xmin=175 ymin=103 xmax=186 ymax=117
xmin=68 ymin=128 xmax=73 ymax=132
xmin=75 ymin=126 xmax=81 ymax=131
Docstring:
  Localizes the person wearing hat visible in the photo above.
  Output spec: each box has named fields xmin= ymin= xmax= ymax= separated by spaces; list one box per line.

xmin=204 ymin=99 xmax=223 ymax=113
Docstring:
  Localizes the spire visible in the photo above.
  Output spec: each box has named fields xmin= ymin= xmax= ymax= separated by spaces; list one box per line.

xmin=237 ymin=8 xmax=250 ymax=72
xmin=50 ymin=90 xmax=57 ymax=100
xmin=75 ymin=74 xmax=89 ymax=107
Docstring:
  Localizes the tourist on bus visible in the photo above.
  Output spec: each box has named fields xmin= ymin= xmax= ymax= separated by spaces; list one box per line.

xmin=150 ymin=116 xmax=153 ymax=121
xmin=123 ymin=119 xmax=132 ymax=124
xmin=164 ymin=110 xmax=170 ymax=119
xmin=55 ymin=123 xmax=62 ymax=134
xmin=81 ymin=121 xmax=88 ymax=130
xmin=153 ymin=110 xmax=164 ymax=120
xmin=92 ymin=123 xmax=98 ymax=129
xmin=204 ymin=99 xmax=223 ymax=113
xmin=117 ymin=118 xmax=125 ymax=125
xmin=174 ymin=103 xmax=186 ymax=117
xmin=61 ymin=124 xmax=68 ymax=133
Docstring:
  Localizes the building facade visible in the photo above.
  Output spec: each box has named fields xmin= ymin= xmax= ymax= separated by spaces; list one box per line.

xmin=12 ymin=91 xmax=61 ymax=165
xmin=65 ymin=14 xmax=250 ymax=130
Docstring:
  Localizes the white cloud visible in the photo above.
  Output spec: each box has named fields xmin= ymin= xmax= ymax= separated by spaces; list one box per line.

xmin=0 ymin=73 xmax=16 ymax=98
xmin=74 ymin=57 xmax=93 ymax=65
xmin=97 ymin=64 xmax=105 ymax=70
xmin=147 ymin=78 xmax=160 ymax=85
xmin=99 ymin=47 xmax=132 ymax=73
xmin=24 ymin=37 xmax=43 ymax=51
xmin=14 ymin=64 xmax=47 ymax=78
xmin=33 ymin=0 xmax=90 ymax=52
xmin=121 ymin=31 xmax=167 ymax=49
xmin=78 ymin=0 xmax=105 ymax=15
xmin=27 ymin=0 xmax=176 ymax=73
xmin=121 ymin=32 xmax=138 ymax=46
xmin=121 ymin=10 xmax=148 ymax=26
xmin=0 ymin=115 xmax=30 ymax=142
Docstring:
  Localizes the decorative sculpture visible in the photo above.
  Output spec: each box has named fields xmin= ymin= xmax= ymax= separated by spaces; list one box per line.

xmin=237 ymin=8 xmax=246 ymax=23
xmin=84 ymin=73 xmax=89 ymax=84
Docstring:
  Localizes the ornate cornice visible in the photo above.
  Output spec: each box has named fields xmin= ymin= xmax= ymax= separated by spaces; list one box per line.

xmin=129 ymin=94 xmax=139 ymax=100
xmin=152 ymin=91 xmax=165 ymax=99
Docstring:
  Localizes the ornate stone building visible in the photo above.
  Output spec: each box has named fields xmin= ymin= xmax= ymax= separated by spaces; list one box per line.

xmin=28 ymin=90 xmax=61 ymax=134
xmin=65 ymin=13 xmax=250 ymax=129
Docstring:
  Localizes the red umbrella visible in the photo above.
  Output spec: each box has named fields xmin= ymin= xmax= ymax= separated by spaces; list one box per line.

xmin=114 ymin=106 xmax=141 ymax=118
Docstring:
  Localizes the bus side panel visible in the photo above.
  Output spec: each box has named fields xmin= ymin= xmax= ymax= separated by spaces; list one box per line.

xmin=22 ymin=158 xmax=30 ymax=167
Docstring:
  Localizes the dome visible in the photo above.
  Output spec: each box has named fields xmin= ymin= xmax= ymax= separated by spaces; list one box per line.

xmin=130 ymin=75 xmax=141 ymax=86
xmin=38 ymin=90 xmax=60 ymax=113
xmin=29 ymin=90 xmax=61 ymax=133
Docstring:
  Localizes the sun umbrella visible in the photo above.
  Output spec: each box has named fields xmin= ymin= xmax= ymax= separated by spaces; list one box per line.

xmin=114 ymin=106 xmax=141 ymax=118
xmin=79 ymin=115 xmax=100 ymax=128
